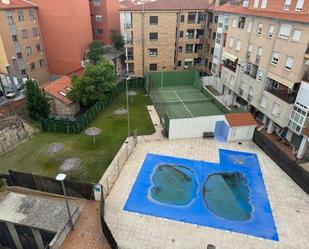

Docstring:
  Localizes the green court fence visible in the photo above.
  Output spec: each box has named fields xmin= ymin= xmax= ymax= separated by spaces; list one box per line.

xmin=146 ymin=70 xmax=201 ymax=93
xmin=41 ymin=78 xmax=144 ymax=134
xmin=201 ymin=87 xmax=230 ymax=114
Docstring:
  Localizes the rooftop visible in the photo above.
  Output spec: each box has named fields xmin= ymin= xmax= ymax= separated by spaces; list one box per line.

xmin=43 ymin=68 xmax=83 ymax=105
xmin=225 ymin=112 xmax=257 ymax=127
xmin=211 ymin=2 xmax=309 ymax=23
xmin=120 ymin=0 xmax=211 ymax=11
xmin=0 ymin=0 xmax=36 ymax=10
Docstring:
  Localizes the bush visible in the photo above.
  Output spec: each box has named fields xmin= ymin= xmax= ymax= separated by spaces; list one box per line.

xmin=0 ymin=178 xmax=7 ymax=191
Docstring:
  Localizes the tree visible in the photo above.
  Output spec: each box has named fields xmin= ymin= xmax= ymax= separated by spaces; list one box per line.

xmin=88 ymin=40 xmax=104 ymax=64
xmin=110 ymin=29 xmax=124 ymax=50
xmin=68 ymin=57 xmax=116 ymax=106
xmin=26 ymin=79 xmax=50 ymax=120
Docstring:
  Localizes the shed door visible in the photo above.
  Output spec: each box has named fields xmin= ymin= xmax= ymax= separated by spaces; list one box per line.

xmin=0 ymin=222 xmax=17 ymax=249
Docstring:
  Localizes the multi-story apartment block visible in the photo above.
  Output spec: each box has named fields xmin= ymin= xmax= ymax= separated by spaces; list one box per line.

xmin=205 ymin=0 xmax=309 ymax=158
xmin=89 ymin=0 xmax=120 ymax=45
xmin=120 ymin=0 xmax=213 ymax=77
xmin=30 ymin=0 xmax=93 ymax=76
xmin=0 ymin=0 xmax=49 ymax=84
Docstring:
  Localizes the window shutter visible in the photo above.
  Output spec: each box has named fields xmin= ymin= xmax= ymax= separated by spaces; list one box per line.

xmin=292 ymin=29 xmax=302 ymax=41
xmin=296 ymin=0 xmax=304 ymax=10
xmin=248 ymin=44 xmax=253 ymax=52
xmin=254 ymin=0 xmax=260 ymax=8
xmin=261 ymin=0 xmax=267 ymax=8
xmin=279 ymin=24 xmax=292 ymax=38
xmin=247 ymin=22 xmax=252 ymax=33
xmin=285 ymin=56 xmax=294 ymax=69
xmin=257 ymin=47 xmax=263 ymax=56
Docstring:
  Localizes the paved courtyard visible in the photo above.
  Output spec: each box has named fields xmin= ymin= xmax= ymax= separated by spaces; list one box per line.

xmin=104 ymin=136 xmax=309 ymax=249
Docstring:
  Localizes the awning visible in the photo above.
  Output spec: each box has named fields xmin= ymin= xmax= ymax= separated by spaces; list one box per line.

xmin=268 ymin=71 xmax=294 ymax=88
xmin=222 ymin=52 xmax=238 ymax=62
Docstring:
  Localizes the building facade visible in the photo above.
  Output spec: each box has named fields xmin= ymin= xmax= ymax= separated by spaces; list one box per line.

xmin=90 ymin=0 xmax=120 ymax=45
xmin=0 ymin=0 xmax=49 ymax=84
xmin=30 ymin=0 xmax=93 ymax=76
xmin=205 ymin=0 xmax=309 ymax=158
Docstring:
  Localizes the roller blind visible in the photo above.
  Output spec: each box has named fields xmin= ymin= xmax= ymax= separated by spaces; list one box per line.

xmin=296 ymin=0 xmax=304 ymax=10
xmin=279 ymin=24 xmax=292 ymax=38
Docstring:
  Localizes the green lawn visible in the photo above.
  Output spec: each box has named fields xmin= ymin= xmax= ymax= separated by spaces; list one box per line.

xmin=0 ymin=88 xmax=155 ymax=183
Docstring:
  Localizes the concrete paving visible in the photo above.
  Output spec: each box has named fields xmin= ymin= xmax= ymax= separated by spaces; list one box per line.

xmin=104 ymin=137 xmax=309 ymax=249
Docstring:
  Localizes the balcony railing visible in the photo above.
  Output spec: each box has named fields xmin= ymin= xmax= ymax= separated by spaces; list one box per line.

xmin=265 ymin=86 xmax=296 ymax=104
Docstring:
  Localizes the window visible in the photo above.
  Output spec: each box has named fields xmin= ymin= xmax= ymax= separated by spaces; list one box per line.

xmin=261 ymin=0 xmax=267 ymax=8
xmin=178 ymin=61 xmax=182 ymax=67
xmin=180 ymin=15 xmax=184 ymax=22
xmin=212 ymin=32 xmax=216 ymax=40
xmin=149 ymin=64 xmax=157 ymax=71
xmin=36 ymin=44 xmax=41 ymax=52
xmin=295 ymin=0 xmax=304 ymax=11
xmin=184 ymin=59 xmax=193 ymax=68
xmin=150 ymin=16 xmax=158 ymax=25
xmin=236 ymin=40 xmax=242 ymax=51
xmin=214 ymin=15 xmax=218 ymax=23
xmin=96 ymin=29 xmax=103 ymax=35
xmin=95 ymin=15 xmax=102 ymax=22
xmin=12 ymin=35 xmax=18 ymax=42
xmin=283 ymin=0 xmax=291 ymax=10
xmin=292 ymin=29 xmax=302 ymax=41
xmin=149 ymin=48 xmax=158 ymax=56
xmin=247 ymin=21 xmax=252 ymax=33
xmin=279 ymin=24 xmax=292 ymax=39
xmin=32 ymin=27 xmax=38 ymax=37
xmin=238 ymin=16 xmax=246 ymax=29
xmin=30 ymin=62 xmax=35 ymax=71
xmin=178 ymin=46 xmax=182 ymax=52
xmin=232 ymin=18 xmax=237 ymax=28
xmin=248 ymin=43 xmax=253 ymax=52
xmin=243 ymin=0 xmax=249 ymax=7
xmin=187 ymin=29 xmax=195 ymax=39
xmin=248 ymin=87 xmax=253 ymax=98
xmin=210 ymin=47 xmax=214 ymax=55
xmin=268 ymin=25 xmax=274 ymax=38
xmin=253 ymin=0 xmax=260 ymax=8
xmin=22 ymin=29 xmax=28 ymax=39
xmin=229 ymin=37 xmax=234 ymax=48
xmin=257 ymin=69 xmax=264 ymax=82
xmin=21 ymin=69 xmax=26 ymax=76
xmin=216 ymin=33 xmax=221 ymax=44
xmin=285 ymin=56 xmax=294 ymax=70
xmin=256 ymin=47 xmax=263 ymax=63
xmin=260 ymin=95 xmax=267 ymax=108
xmin=271 ymin=52 xmax=280 ymax=64
xmin=17 ymin=11 xmax=24 ymax=21
xmin=272 ymin=102 xmax=280 ymax=116
xmin=186 ymin=44 xmax=194 ymax=53
xmin=7 ymin=15 xmax=13 ymax=24
xmin=39 ymin=59 xmax=45 ymax=67
xmin=29 ymin=9 xmax=35 ymax=20
xmin=149 ymin=32 xmax=158 ymax=41
xmin=93 ymin=0 xmax=101 ymax=7
xmin=26 ymin=46 xmax=32 ymax=55
xmin=208 ymin=62 xmax=212 ymax=70
xmin=17 ymin=52 xmax=22 ymax=59
xmin=257 ymin=23 xmax=263 ymax=35
xmin=180 ymin=31 xmax=183 ymax=38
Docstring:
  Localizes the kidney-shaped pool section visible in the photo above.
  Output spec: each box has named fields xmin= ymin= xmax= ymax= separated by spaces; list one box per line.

xmin=203 ymin=172 xmax=252 ymax=221
xmin=149 ymin=164 xmax=198 ymax=206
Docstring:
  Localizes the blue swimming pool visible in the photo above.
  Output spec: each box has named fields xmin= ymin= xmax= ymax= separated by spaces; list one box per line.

xmin=124 ymin=150 xmax=278 ymax=241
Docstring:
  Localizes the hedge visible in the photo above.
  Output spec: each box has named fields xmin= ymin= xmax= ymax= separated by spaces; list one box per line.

xmin=41 ymin=78 xmax=144 ymax=134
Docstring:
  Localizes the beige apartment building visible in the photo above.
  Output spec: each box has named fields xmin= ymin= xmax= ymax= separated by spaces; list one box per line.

xmin=120 ymin=0 xmax=218 ymax=77
xmin=205 ymin=0 xmax=309 ymax=158
xmin=0 ymin=0 xmax=49 ymax=84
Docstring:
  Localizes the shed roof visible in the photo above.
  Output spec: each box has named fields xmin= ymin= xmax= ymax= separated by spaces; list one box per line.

xmin=0 ymin=0 xmax=37 ymax=10
xmin=225 ymin=112 xmax=257 ymax=127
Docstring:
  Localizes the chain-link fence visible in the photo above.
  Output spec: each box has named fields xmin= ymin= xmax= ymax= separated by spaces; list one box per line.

xmin=100 ymin=134 xmax=137 ymax=198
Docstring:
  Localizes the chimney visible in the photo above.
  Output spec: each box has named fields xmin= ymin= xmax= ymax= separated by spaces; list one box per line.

xmin=1 ymin=0 xmax=11 ymax=4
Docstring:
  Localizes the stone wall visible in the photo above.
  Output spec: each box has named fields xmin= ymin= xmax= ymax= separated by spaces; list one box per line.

xmin=50 ymin=98 xmax=80 ymax=118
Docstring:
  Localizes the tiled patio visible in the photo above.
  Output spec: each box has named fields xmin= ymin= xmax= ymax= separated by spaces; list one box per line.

xmin=104 ymin=137 xmax=309 ymax=249
xmin=61 ymin=201 xmax=110 ymax=249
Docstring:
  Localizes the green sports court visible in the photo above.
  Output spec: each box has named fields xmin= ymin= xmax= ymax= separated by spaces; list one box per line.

xmin=146 ymin=70 xmax=229 ymax=120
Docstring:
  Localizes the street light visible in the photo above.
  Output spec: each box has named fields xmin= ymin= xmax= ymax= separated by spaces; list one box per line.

xmin=55 ymin=173 xmax=74 ymax=230
xmin=125 ymin=75 xmax=131 ymax=137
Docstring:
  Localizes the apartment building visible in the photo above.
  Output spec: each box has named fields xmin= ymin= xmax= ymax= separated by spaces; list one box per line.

xmin=0 ymin=0 xmax=49 ymax=84
xmin=30 ymin=0 xmax=92 ymax=76
xmin=120 ymin=0 xmax=213 ymax=77
xmin=206 ymin=0 xmax=309 ymax=158
xmin=89 ymin=0 xmax=120 ymax=45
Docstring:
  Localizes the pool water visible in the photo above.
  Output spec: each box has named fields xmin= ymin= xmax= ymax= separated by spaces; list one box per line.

xmin=150 ymin=164 xmax=197 ymax=206
xmin=203 ymin=172 xmax=252 ymax=221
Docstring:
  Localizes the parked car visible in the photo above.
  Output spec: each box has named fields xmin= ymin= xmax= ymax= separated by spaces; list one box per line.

xmin=5 ymin=90 xmax=16 ymax=99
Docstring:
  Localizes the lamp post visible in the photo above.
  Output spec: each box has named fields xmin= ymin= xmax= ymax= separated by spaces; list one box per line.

xmin=125 ymin=75 xmax=131 ymax=137
xmin=56 ymin=173 xmax=74 ymax=230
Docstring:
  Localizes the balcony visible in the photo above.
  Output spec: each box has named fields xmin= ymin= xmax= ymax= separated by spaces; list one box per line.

xmin=223 ymin=59 xmax=237 ymax=73
xmin=265 ymin=85 xmax=296 ymax=104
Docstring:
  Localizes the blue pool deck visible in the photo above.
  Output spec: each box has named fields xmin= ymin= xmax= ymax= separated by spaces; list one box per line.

xmin=124 ymin=149 xmax=278 ymax=241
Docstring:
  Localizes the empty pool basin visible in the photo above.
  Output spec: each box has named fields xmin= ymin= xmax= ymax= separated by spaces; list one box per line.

xmin=149 ymin=164 xmax=198 ymax=206
xmin=203 ymin=172 xmax=252 ymax=221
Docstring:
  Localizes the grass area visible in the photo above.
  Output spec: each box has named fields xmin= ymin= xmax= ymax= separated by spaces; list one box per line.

xmin=0 ymin=88 xmax=155 ymax=183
